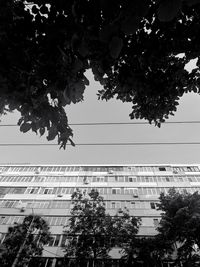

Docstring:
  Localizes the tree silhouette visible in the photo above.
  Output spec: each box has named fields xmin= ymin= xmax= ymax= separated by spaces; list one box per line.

xmin=1 ymin=0 xmax=200 ymax=147
xmin=0 ymin=215 xmax=51 ymax=267
xmin=157 ymin=188 xmax=200 ymax=266
xmin=63 ymin=189 xmax=140 ymax=266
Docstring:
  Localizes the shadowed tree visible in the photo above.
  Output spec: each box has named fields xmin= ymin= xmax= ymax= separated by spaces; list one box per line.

xmin=63 ymin=189 xmax=140 ymax=266
xmin=157 ymin=188 xmax=200 ymax=266
xmin=0 ymin=215 xmax=52 ymax=267
xmin=125 ymin=236 xmax=173 ymax=267
xmin=1 ymin=0 xmax=200 ymax=147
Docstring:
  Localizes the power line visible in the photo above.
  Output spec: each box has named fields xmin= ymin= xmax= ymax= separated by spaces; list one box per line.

xmin=0 ymin=142 xmax=200 ymax=146
xmin=1 ymin=121 xmax=200 ymax=127
xmin=70 ymin=121 xmax=200 ymax=126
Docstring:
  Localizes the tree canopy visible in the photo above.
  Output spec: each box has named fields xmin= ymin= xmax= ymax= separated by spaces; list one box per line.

xmin=63 ymin=189 xmax=140 ymax=266
xmin=0 ymin=215 xmax=51 ymax=267
xmin=157 ymin=188 xmax=200 ymax=265
xmin=1 ymin=0 xmax=200 ymax=147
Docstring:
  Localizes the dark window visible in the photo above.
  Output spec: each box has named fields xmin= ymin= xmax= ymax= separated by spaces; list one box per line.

xmin=150 ymin=202 xmax=156 ymax=209
xmin=44 ymin=189 xmax=48 ymax=194
xmin=159 ymin=167 xmax=166 ymax=171
xmin=54 ymin=235 xmax=61 ymax=246
xmin=61 ymin=235 xmax=68 ymax=247
xmin=111 ymin=202 xmax=115 ymax=209
xmin=112 ymin=189 xmax=116 ymax=194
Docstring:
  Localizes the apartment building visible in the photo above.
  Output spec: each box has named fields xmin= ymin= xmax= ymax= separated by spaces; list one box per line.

xmin=0 ymin=164 xmax=200 ymax=267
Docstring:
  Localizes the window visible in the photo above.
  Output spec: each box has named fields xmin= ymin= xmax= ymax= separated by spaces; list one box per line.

xmin=96 ymin=177 xmax=104 ymax=182
xmin=0 ymin=233 xmax=6 ymax=244
xmin=32 ymin=201 xmax=50 ymax=209
xmin=47 ymin=235 xmax=61 ymax=246
xmin=61 ymin=235 xmax=68 ymax=246
xmin=0 ymin=216 xmax=24 ymax=225
xmin=124 ymin=188 xmax=138 ymax=197
xmin=159 ymin=167 xmax=166 ymax=171
xmin=44 ymin=188 xmax=53 ymax=194
xmin=111 ymin=202 xmax=115 ymax=209
xmin=188 ymin=177 xmax=193 ymax=182
xmin=0 ymin=200 xmax=18 ymax=208
xmin=153 ymin=219 xmax=159 ymax=226
xmin=185 ymin=166 xmax=199 ymax=172
xmin=45 ymin=217 xmax=67 ymax=226
xmin=177 ymin=177 xmax=183 ymax=182
xmin=10 ymin=187 xmax=26 ymax=194
xmin=112 ymin=188 xmax=121 ymax=194
xmin=83 ymin=176 xmax=89 ymax=184
xmin=5 ymin=201 xmax=17 ymax=208
xmin=26 ymin=187 xmax=39 ymax=194
xmin=129 ymin=177 xmax=135 ymax=182
xmin=130 ymin=201 xmax=135 ymax=209
xmin=33 ymin=176 xmax=44 ymax=182
xmin=150 ymin=202 xmax=156 ymax=209
xmin=166 ymin=177 xmax=170 ymax=182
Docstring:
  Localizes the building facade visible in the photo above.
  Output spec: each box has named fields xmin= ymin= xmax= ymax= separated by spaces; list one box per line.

xmin=0 ymin=164 xmax=200 ymax=266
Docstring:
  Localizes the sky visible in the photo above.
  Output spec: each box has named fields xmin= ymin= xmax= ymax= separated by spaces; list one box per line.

xmin=0 ymin=66 xmax=200 ymax=165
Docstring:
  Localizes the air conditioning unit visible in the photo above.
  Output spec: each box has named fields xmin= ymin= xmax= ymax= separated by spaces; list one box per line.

xmin=133 ymin=194 xmax=139 ymax=198
xmin=20 ymin=207 xmax=25 ymax=212
xmin=16 ymin=201 xmax=27 ymax=210
xmin=108 ymin=170 xmax=114 ymax=174
xmin=173 ymin=170 xmax=178 ymax=174
xmin=35 ymin=167 xmax=41 ymax=174
xmin=57 ymin=194 xmax=63 ymax=197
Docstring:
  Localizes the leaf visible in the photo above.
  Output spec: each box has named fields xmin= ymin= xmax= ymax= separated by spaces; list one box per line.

xmin=184 ymin=0 xmax=200 ymax=6
xmin=63 ymin=88 xmax=71 ymax=105
xmin=78 ymin=41 xmax=89 ymax=57
xmin=17 ymin=118 xmax=23 ymax=126
xmin=40 ymin=5 xmax=48 ymax=14
xmin=20 ymin=123 xmax=32 ymax=133
xmin=31 ymin=122 xmax=38 ymax=134
xmin=69 ymin=138 xmax=75 ymax=147
xmin=83 ymin=75 xmax=89 ymax=86
xmin=158 ymin=0 xmax=182 ymax=22
xmin=31 ymin=5 xmax=39 ymax=14
xmin=39 ymin=127 xmax=45 ymax=136
xmin=99 ymin=24 xmax=118 ymax=42
xmin=109 ymin=36 xmax=123 ymax=59
xmin=47 ymin=125 xmax=57 ymax=141
xmin=121 ymin=16 xmax=140 ymax=35
xmin=72 ymin=59 xmax=84 ymax=72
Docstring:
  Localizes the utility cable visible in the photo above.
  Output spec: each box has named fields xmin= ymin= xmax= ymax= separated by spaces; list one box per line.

xmin=1 ymin=121 xmax=200 ymax=126
xmin=0 ymin=142 xmax=199 ymax=146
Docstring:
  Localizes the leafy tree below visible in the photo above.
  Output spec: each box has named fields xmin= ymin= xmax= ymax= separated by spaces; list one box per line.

xmin=0 ymin=215 xmax=52 ymax=267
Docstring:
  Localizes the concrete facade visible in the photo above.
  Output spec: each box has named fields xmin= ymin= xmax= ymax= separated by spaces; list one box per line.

xmin=0 ymin=164 xmax=200 ymax=266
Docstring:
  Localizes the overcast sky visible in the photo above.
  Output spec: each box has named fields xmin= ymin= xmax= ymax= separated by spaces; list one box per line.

xmin=0 ymin=64 xmax=200 ymax=165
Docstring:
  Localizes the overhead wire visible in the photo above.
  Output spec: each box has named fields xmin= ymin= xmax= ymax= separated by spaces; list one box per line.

xmin=1 ymin=121 xmax=200 ymax=126
xmin=0 ymin=121 xmax=199 ymax=147
xmin=0 ymin=142 xmax=199 ymax=146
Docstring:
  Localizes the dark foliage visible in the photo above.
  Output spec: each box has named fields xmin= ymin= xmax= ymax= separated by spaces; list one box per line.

xmin=1 ymin=0 xmax=200 ymax=147
xmin=63 ymin=189 xmax=140 ymax=264
xmin=0 ymin=215 xmax=51 ymax=267
xmin=157 ymin=188 xmax=200 ymax=265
